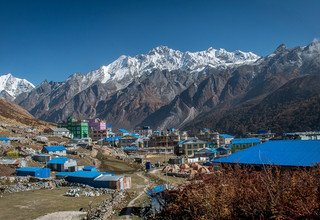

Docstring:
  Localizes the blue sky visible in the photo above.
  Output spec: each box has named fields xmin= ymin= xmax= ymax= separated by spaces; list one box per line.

xmin=0 ymin=0 xmax=319 ymax=85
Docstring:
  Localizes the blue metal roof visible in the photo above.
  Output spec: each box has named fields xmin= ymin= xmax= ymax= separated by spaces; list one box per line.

xmin=231 ymin=138 xmax=261 ymax=145
xmin=147 ymin=185 xmax=167 ymax=196
xmin=83 ymin=165 xmax=96 ymax=170
xmin=16 ymin=167 xmax=43 ymax=172
xmin=122 ymin=146 xmax=139 ymax=151
xmin=216 ymin=147 xmax=230 ymax=152
xmin=47 ymin=157 xmax=69 ymax=164
xmin=56 ymin=171 xmax=111 ymax=178
xmin=215 ymin=140 xmax=320 ymax=167
xmin=0 ymin=137 xmax=10 ymax=141
xmin=118 ymin=128 xmax=129 ymax=133
xmin=195 ymin=148 xmax=217 ymax=154
xmin=103 ymin=136 xmax=122 ymax=141
xmin=131 ymin=133 xmax=140 ymax=138
xmin=44 ymin=146 xmax=66 ymax=152
xmin=220 ymin=134 xmax=234 ymax=138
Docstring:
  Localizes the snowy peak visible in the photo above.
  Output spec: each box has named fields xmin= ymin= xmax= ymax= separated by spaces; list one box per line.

xmin=80 ymin=46 xmax=260 ymax=85
xmin=53 ymin=46 xmax=260 ymax=95
xmin=0 ymin=73 xmax=35 ymax=99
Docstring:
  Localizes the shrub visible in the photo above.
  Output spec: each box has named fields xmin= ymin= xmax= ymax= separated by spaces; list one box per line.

xmin=6 ymin=150 xmax=19 ymax=158
xmin=155 ymin=165 xmax=320 ymax=219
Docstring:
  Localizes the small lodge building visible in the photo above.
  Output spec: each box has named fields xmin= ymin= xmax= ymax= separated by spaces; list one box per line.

xmin=214 ymin=140 xmax=320 ymax=169
xmin=282 ymin=131 xmax=320 ymax=140
xmin=42 ymin=146 xmax=67 ymax=156
xmin=119 ymin=135 xmax=138 ymax=148
xmin=117 ymin=128 xmax=129 ymax=137
xmin=101 ymin=136 xmax=122 ymax=147
xmin=44 ymin=127 xmax=71 ymax=138
xmin=175 ymin=138 xmax=207 ymax=157
xmin=198 ymin=129 xmax=220 ymax=147
xmin=47 ymin=157 xmax=77 ymax=172
xmin=56 ymin=171 xmax=131 ymax=190
xmin=247 ymin=129 xmax=275 ymax=142
xmin=215 ymin=146 xmax=232 ymax=157
xmin=219 ymin=134 xmax=234 ymax=146
xmin=194 ymin=148 xmax=217 ymax=161
xmin=16 ymin=167 xmax=51 ymax=178
xmin=0 ymin=137 xmax=10 ymax=145
xmin=83 ymin=165 xmax=98 ymax=172
xmin=32 ymin=154 xmax=51 ymax=163
xmin=148 ymin=131 xmax=180 ymax=148
xmin=229 ymin=138 xmax=261 ymax=152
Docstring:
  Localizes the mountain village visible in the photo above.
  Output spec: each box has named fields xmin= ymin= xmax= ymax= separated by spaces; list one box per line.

xmin=0 ymin=111 xmax=320 ymax=219
xmin=0 ymin=40 xmax=320 ymax=220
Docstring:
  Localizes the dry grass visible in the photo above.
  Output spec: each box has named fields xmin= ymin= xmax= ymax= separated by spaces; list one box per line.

xmin=145 ymin=154 xmax=174 ymax=164
xmin=0 ymin=188 xmax=109 ymax=220
xmin=155 ymin=165 xmax=320 ymax=219
xmin=96 ymin=151 xmax=140 ymax=174
xmin=147 ymin=169 xmax=186 ymax=186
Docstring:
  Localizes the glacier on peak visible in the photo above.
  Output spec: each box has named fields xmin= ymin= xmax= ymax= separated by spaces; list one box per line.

xmin=76 ymin=46 xmax=260 ymax=85
xmin=0 ymin=73 xmax=35 ymax=99
xmin=43 ymin=46 xmax=261 ymax=94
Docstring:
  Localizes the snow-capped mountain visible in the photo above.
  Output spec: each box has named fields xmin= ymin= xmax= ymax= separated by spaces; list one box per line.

xmin=0 ymin=73 xmax=35 ymax=100
xmin=67 ymin=46 xmax=260 ymax=91
xmin=16 ymin=41 xmax=320 ymax=133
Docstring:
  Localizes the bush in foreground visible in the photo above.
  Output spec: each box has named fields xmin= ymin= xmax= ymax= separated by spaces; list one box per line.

xmin=155 ymin=166 xmax=320 ymax=219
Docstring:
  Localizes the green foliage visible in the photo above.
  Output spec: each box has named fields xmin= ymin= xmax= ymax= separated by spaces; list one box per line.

xmin=6 ymin=150 xmax=19 ymax=158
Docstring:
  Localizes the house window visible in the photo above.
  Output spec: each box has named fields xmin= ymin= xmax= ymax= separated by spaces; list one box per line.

xmin=188 ymin=150 xmax=193 ymax=155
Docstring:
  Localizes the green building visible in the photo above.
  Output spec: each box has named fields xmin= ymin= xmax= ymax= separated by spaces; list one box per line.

xmin=59 ymin=117 xmax=89 ymax=139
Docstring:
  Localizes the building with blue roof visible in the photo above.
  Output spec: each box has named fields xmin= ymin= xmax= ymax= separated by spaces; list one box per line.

xmin=83 ymin=165 xmax=98 ymax=172
xmin=103 ymin=136 xmax=122 ymax=142
xmin=147 ymin=185 xmax=168 ymax=196
xmin=230 ymin=138 xmax=261 ymax=152
xmin=42 ymin=146 xmax=66 ymax=156
xmin=220 ymin=134 xmax=234 ymax=138
xmin=219 ymin=134 xmax=234 ymax=146
xmin=47 ymin=157 xmax=77 ymax=172
xmin=118 ymin=128 xmax=129 ymax=136
xmin=16 ymin=167 xmax=50 ymax=178
xmin=55 ymin=171 xmax=130 ymax=189
xmin=119 ymin=135 xmax=138 ymax=148
xmin=0 ymin=137 xmax=10 ymax=145
xmin=194 ymin=148 xmax=218 ymax=161
xmin=122 ymin=146 xmax=139 ymax=153
xmin=101 ymin=136 xmax=122 ymax=147
xmin=175 ymin=138 xmax=207 ymax=157
xmin=32 ymin=154 xmax=51 ymax=163
xmin=214 ymin=140 xmax=320 ymax=167
xmin=215 ymin=146 xmax=232 ymax=157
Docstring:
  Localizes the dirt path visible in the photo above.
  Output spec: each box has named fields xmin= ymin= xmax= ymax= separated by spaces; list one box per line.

xmin=124 ymin=173 xmax=150 ymax=219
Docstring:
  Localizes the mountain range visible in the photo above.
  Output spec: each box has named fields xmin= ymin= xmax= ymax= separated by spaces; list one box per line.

xmin=1 ymin=41 xmax=320 ymax=134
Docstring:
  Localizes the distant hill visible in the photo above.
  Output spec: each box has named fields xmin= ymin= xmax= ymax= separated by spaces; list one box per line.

xmin=0 ymin=98 xmax=49 ymax=127
xmin=185 ymin=74 xmax=320 ymax=134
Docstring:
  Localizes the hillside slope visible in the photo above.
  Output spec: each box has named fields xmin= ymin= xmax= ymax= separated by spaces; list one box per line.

xmin=0 ymin=98 xmax=49 ymax=127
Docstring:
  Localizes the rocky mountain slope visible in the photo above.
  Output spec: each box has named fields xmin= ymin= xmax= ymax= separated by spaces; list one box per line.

xmin=0 ymin=73 xmax=35 ymax=101
xmin=0 ymin=98 xmax=48 ymax=127
xmin=185 ymin=74 xmax=320 ymax=134
xmin=15 ymin=41 xmax=320 ymax=133
xmin=15 ymin=46 xmax=259 ymax=123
